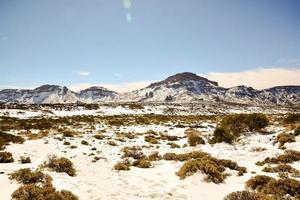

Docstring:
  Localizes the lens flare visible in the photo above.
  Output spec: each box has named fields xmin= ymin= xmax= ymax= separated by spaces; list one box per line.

xmin=123 ymin=0 xmax=131 ymax=9
xmin=126 ymin=13 xmax=132 ymax=23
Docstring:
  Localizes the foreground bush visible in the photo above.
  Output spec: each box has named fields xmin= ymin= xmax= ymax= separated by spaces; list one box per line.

xmin=11 ymin=184 xmax=78 ymax=200
xmin=223 ymin=190 xmax=272 ymax=200
xmin=0 ymin=151 xmax=14 ymax=163
xmin=256 ymin=150 xmax=300 ymax=166
xmin=43 ymin=155 xmax=76 ymax=176
xmin=246 ymin=175 xmax=300 ymax=198
xmin=263 ymin=164 xmax=300 ymax=177
xmin=9 ymin=168 xmax=51 ymax=185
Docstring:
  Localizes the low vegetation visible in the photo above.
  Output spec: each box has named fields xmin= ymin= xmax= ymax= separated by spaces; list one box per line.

xmin=256 ymin=150 xmax=300 ymax=166
xmin=275 ymin=133 xmax=295 ymax=148
xmin=0 ymin=151 xmax=14 ymax=163
xmin=262 ymin=164 xmax=300 ymax=177
xmin=20 ymin=156 xmax=31 ymax=164
xmin=223 ymin=190 xmax=272 ymax=200
xmin=246 ymin=175 xmax=300 ymax=199
xmin=9 ymin=168 xmax=51 ymax=185
xmin=163 ymin=151 xmax=246 ymax=183
xmin=185 ymin=128 xmax=205 ymax=146
xmin=43 ymin=155 xmax=76 ymax=176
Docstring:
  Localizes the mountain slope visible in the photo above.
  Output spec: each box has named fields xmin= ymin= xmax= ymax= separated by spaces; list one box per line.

xmin=0 ymin=85 xmax=117 ymax=104
xmin=0 ymin=72 xmax=299 ymax=105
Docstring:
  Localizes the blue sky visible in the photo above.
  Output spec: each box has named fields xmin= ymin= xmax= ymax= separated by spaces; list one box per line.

xmin=0 ymin=0 xmax=300 ymax=92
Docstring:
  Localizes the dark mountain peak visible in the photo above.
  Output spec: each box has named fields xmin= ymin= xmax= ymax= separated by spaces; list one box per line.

xmin=147 ymin=72 xmax=218 ymax=88
xmin=34 ymin=85 xmax=65 ymax=92
xmin=81 ymin=86 xmax=117 ymax=93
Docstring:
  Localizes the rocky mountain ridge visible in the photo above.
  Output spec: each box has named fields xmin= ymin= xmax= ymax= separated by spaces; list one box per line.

xmin=0 ymin=72 xmax=299 ymax=105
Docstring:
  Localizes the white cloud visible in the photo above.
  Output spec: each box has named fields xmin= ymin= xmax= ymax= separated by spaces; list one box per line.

xmin=201 ymin=68 xmax=300 ymax=89
xmin=76 ymin=71 xmax=90 ymax=76
xmin=69 ymin=81 xmax=153 ymax=93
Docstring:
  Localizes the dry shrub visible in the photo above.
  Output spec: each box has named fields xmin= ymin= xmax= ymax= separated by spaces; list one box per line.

xmin=144 ymin=135 xmax=159 ymax=144
xmin=43 ymin=155 xmax=76 ymax=176
xmin=9 ymin=168 xmax=51 ymax=185
xmin=223 ymin=191 xmax=273 ymax=200
xmin=132 ymin=159 xmax=152 ymax=168
xmin=122 ymin=146 xmax=145 ymax=160
xmin=246 ymin=175 xmax=276 ymax=191
xmin=61 ymin=129 xmax=76 ymax=137
xmin=107 ymin=141 xmax=117 ymax=146
xmin=94 ymin=134 xmax=105 ymax=140
xmin=256 ymin=150 xmax=300 ymax=166
xmin=63 ymin=141 xmax=70 ymax=145
xmin=114 ymin=162 xmax=130 ymax=171
xmin=246 ymin=175 xmax=300 ymax=198
xmin=283 ymin=113 xmax=300 ymax=124
xmin=11 ymin=184 xmax=78 ymax=200
xmin=20 ymin=156 xmax=31 ymax=164
xmin=165 ymin=151 xmax=246 ymax=183
xmin=163 ymin=151 xmax=209 ymax=162
xmin=128 ymin=103 xmax=144 ymax=110
xmin=167 ymin=142 xmax=180 ymax=148
xmin=26 ymin=130 xmax=49 ymax=140
xmin=176 ymin=157 xmax=226 ymax=183
xmin=263 ymin=164 xmax=300 ymax=177
xmin=294 ymin=127 xmax=300 ymax=136
xmin=220 ymin=113 xmax=269 ymax=135
xmin=275 ymin=133 xmax=295 ymax=147
xmin=0 ymin=132 xmax=24 ymax=149
xmin=219 ymin=159 xmax=247 ymax=176
xmin=148 ymin=151 xmax=162 ymax=161
xmin=0 ymin=151 xmax=14 ymax=163
xmin=210 ymin=127 xmax=234 ymax=144
xmin=185 ymin=129 xmax=205 ymax=146
xmin=81 ymin=140 xmax=89 ymax=145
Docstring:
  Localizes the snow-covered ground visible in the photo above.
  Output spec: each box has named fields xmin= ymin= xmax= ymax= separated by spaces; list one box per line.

xmin=0 ymin=105 xmax=299 ymax=200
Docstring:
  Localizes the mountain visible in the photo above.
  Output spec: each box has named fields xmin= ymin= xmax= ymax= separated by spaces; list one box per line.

xmin=116 ymin=72 xmax=300 ymax=105
xmin=0 ymin=85 xmax=117 ymax=104
xmin=0 ymin=72 xmax=299 ymax=105
xmin=78 ymin=86 xmax=118 ymax=103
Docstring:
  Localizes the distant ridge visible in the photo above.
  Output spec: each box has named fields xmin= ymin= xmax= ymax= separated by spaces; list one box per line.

xmin=0 ymin=72 xmax=299 ymax=105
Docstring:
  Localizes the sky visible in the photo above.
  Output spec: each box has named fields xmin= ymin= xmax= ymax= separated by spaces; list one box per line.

xmin=0 ymin=0 xmax=300 ymax=92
